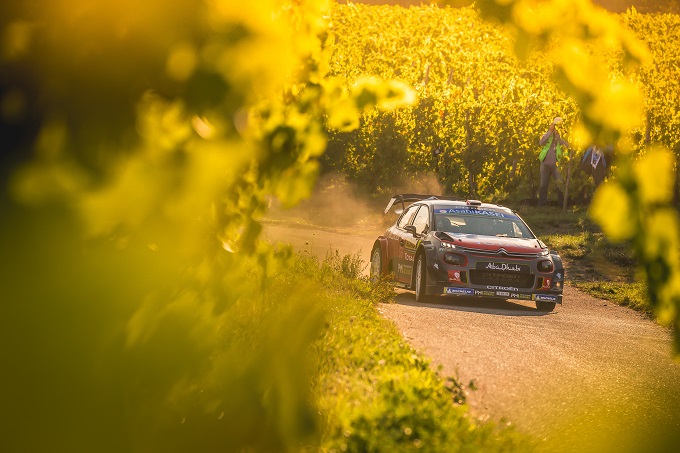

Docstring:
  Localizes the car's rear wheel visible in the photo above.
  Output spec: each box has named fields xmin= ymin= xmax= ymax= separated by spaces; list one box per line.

xmin=370 ymin=245 xmax=382 ymax=284
xmin=536 ymin=301 xmax=556 ymax=312
xmin=414 ymin=253 xmax=428 ymax=303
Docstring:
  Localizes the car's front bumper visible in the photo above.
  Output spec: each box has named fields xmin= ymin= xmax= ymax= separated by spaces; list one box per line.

xmin=427 ymin=284 xmax=563 ymax=304
xmin=422 ymin=243 xmax=565 ymax=304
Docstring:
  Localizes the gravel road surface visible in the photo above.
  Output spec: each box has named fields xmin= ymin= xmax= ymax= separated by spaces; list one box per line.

xmin=380 ymin=288 xmax=680 ymax=452
xmin=264 ymin=221 xmax=680 ymax=452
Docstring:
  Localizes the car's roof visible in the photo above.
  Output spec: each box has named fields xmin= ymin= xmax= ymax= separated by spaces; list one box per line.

xmin=383 ymin=194 xmax=518 ymax=216
xmin=415 ymin=199 xmax=515 ymax=215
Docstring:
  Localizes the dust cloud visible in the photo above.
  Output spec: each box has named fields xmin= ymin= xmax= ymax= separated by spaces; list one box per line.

xmin=264 ymin=171 xmax=447 ymax=266
xmin=267 ymin=173 xmax=382 ymax=230
xmin=392 ymin=172 xmax=445 ymax=200
xmin=266 ymin=171 xmax=447 ymax=229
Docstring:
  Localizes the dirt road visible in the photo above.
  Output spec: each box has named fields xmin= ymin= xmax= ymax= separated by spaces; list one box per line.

xmin=381 ymin=289 xmax=680 ymax=452
xmin=264 ymin=221 xmax=680 ymax=452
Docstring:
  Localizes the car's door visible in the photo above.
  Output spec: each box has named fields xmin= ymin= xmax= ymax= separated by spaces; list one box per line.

xmin=399 ymin=205 xmax=431 ymax=284
xmin=387 ymin=204 xmax=419 ymax=284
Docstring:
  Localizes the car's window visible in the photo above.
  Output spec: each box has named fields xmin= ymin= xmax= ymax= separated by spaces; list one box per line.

xmin=397 ymin=205 xmax=419 ymax=229
xmin=433 ymin=213 xmax=534 ymax=238
xmin=411 ymin=206 xmax=430 ymax=235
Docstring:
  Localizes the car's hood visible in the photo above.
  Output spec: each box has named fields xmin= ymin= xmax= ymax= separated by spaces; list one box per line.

xmin=441 ymin=233 xmax=546 ymax=254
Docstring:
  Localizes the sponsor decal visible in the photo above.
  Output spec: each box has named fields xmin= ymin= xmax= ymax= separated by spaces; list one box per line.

xmin=474 ymin=290 xmax=495 ymax=296
xmin=436 ymin=208 xmax=517 ymax=219
xmin=555 ymin=272 xmax=563 ymax=281
xmin=433 ymin=263 xmax=439 ymax=270
xmin=404 ymin=253 xmax=414 ymax=262
xmin=535 ymin=294 xmax=558 ymax=302
xmin=448 ymin=270 xmax=462 ymax=283
xmin=511 ymin=293 xmax=533 ymax=300
xmin=480 ymin=262 xmax=528 ymax=273
xmin=540 ymin=278 xmax=552 ymax=290
xmin=486 ymin=285 xmax=520 ymax=292
xmin=477 ymin=271 xmax=527 ymax=285
xmin=446 ymin=287 xmax=474 ymax=295
xmin=397 ymin=263 xmax=412 ymax=275
xmin=496 ymin=291 xmax=510 ymax=297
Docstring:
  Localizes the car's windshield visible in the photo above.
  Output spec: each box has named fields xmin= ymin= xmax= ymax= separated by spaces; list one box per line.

xmin=434 ymin=211 xmax=534 ymax=239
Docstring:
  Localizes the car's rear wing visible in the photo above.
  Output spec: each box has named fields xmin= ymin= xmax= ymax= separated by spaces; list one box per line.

xmin=383 ymin=193 xmax=459 ymax=215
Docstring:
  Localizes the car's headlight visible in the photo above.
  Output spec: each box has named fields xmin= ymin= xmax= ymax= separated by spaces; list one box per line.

xmin=441 ymin=241 xmax=456 ymax=249
xmin=540 ymin=249 xmax=550 ymax=256
xmin=443 ymin=252 xmax=467 ymax=266
xmin=538 ymin=259 xmax=554 ymax=273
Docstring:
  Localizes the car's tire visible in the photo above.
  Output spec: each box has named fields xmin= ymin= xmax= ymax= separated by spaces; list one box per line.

xmin=370 ymin=245 xmax=382 ymax=284
xmin=536 ymin=301 xmax=556 ymax=312
xmin=414 ymin=253 xmax=429 ymax=303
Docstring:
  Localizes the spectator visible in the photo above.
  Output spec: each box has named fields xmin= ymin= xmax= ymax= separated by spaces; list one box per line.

xmin=579 ymin=143 xmax=611 ymax=187
xmin=538 ymin=117 xmax=569 ymax=206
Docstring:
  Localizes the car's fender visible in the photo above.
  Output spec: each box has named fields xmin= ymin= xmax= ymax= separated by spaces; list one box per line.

xmin=551 ymin=252 xmax=565 ymax=282
xmin=416 ymin=239 xmax=439 ymax=276
xmin=412 ymin=239 xmax=446 ymax=293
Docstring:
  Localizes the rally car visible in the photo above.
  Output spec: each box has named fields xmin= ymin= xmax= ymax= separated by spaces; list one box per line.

xmin=370 ymin=194 xmax=564 ymax=311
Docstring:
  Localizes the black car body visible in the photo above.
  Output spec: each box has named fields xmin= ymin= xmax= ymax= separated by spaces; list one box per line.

xmin=371 ymin=194 xmax=564 ymax=311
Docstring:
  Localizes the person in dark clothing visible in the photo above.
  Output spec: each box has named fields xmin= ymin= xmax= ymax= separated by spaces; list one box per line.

xmin=579 ymin=144 xmax=611 ymax=187
xmin=538 ymin=117 xmax=569 ymax=206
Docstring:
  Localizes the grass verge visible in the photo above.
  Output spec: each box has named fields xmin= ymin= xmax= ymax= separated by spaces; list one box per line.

xmin=571 ymin=281 xmax=651 ymax=316
xmin=286 ymin=251 xmax=532 ymax=452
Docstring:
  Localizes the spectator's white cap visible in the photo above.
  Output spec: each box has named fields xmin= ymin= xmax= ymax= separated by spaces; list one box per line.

xmin=553 ymin=117 xmax=563 ymax=124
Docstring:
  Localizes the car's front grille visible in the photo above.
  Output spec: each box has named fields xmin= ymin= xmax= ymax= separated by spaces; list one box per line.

xmin=468 ymin=251 xmax=536 ymax=260
xmin=460 ymin=247 xmax=542 ymax=259
xmin=469 ymin=270 xmax=535 ymax=289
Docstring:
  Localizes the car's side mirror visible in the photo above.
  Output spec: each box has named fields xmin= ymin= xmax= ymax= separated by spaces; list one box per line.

xmin=404 ymin=225 xmax=418 ymax=236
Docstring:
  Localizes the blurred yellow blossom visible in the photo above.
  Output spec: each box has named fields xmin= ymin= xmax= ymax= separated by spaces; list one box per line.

xmin=589 ymin=182 xmax=636 ymax=242
xmin=634 ymin=146 xmax=676 ymax=205
xmin=166 ymin=43 xmax=198 ymax=81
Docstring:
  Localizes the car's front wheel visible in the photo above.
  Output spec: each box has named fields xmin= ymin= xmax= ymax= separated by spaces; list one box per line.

xmin=536 ymin=301 xmax=556 ymax=312
xmin=370 ymin=245 xmax=382 ymax=284
xmin=414 ymin=253 xmax=428 ymax=303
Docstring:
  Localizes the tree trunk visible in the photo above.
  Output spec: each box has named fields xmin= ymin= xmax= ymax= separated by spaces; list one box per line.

xmin=563 ymin=150 xmax=571 ymax=212
xmin=468 ymin=170 xmax=476 ymax=198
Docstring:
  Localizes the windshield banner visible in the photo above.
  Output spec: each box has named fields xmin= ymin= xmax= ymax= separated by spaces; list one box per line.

xmin=435 ymin=208 xmax=518 ymax=219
